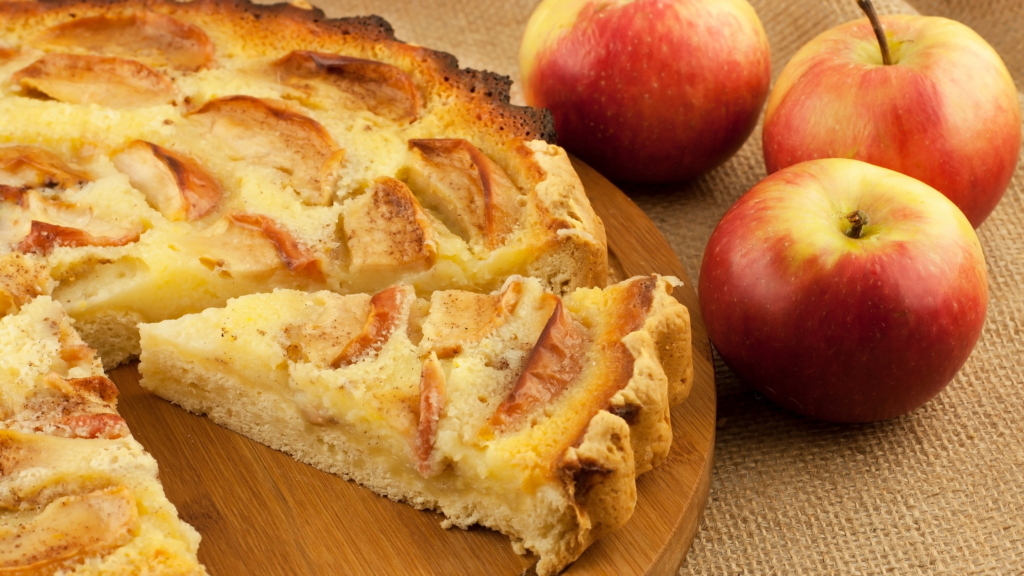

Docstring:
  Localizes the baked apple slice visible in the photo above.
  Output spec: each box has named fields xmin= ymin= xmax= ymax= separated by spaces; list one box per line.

xmin=0 ymin=145 xmax=90 ymax=190
xmin=341 ymin=177 xmax=437 ymax=275
xmin=13 ymin=373 xmax=129 ymax=440
xmin=187 ymin=96 xmax=339 ymax=205
xmin=113 ymin=140 xmax=222 ymax=221
xmin=415 ymin=353 xmax=447 ymax=477
xmin=331 ymin=284 xmax=412 ymax=367
xmin=17 ymin=222 xmax=139 ymax=256
xmin=406 ymin=139 xmax=521 ymax=249
xmin=420 ymin=278 xmax=523 ymax=358
xmin=172 ymin=216 xmax=285 ymax=281
xmin=12 ymin=54 xmax=177 ymax=109
xmin=272 ymin=50 xmax=421 ymax=122
xmin=488 ymin=294 xmax=589 ymax=432
xmin=31 ymin=12 xmax=214 ymax=72
xmin=283 ymin=286 xmax=420 ymax=370
xmin=283 ymin=292 xmax=373 ymax=367
xmin=0 ymin=303 xmax=129 ymax=439
xmin=3 ymin=191 xmax=141 ymax=255
xmin=0 ymin=485 xmax=138 ymax=574
xmin=227 ymin=212 xmax=323 ymax=280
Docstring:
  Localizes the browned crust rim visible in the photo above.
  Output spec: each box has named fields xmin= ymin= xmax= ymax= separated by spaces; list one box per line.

xmin=4 ymin=0 xmax=557 ymax=144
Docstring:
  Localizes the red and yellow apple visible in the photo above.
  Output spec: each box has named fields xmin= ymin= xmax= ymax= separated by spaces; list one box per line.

xmin=520 ymin=0 xmax=771 ymax=184
xmin=699 ymin=159 xmax=988 ymax=423
xmin=763 ymin=12 xmax=1021 ymax=228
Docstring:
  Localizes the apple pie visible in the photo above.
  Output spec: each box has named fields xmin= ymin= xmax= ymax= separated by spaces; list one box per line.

xmin=0 ymin=1 xmax=694 ymax=573
xmin=137 ymin=275 xmax=692 ymax=575
xmin=0 ymin=0 xmax=607 ymax=367
xmin=0 ymin=296 xmax=206 ymax=575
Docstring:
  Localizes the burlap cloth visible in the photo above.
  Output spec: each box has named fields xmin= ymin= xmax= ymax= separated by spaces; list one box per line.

xmin=305 ymin=0 xmax=1024 ymax=572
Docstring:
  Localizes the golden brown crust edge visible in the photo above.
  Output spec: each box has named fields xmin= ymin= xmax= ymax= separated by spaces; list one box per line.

xmin=550 ymin=276 xmax=691 ymax=574
xmin=646 ymin=278 xmax=694 ymax=407
xmin=524 ymin=140 xmax=608 ymax=292
xmin=611 ymin=276 xmax=690 ymax=474
xmin=552 ymin=410 xmax=636 ymax=576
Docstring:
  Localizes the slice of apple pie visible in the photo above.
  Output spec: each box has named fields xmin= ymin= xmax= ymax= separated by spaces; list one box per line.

xmin=137 ymin=275 xmax=692 ymax=575
xmin=0 ymin=296 xmax=206 ymax=575
xmin=0 ymin=0 xmax=607 ymax=368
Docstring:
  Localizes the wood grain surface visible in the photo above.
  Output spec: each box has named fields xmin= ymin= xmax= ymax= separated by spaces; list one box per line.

xmin=109 ymin=157 xmax=716 ymax=576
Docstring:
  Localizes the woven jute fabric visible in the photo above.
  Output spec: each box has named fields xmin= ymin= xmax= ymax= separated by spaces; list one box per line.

xmin=309 ymin=0 xmax=1024 ymax=572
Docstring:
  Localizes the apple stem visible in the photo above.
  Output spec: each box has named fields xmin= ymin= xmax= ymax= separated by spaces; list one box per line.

xmin=846 ymin=210 xmax=868 ymax=239
xmin=857 ymin=0 xmax=892 ymax=65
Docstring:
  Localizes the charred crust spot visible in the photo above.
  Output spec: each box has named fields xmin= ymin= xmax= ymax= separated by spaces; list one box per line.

xmin=608 ymin=403 xmax=640 ymax=426
xmin=574 ymin=460 xmax=613 ymax=491
xmin=449 ymin=69 xmax=557 ymax=143
xmin=559 ymin=453 xmax=614 ymax=502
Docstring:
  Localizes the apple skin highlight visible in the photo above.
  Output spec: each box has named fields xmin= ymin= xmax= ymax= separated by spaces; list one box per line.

xmin=699 ymin=159 xmax=988 ymax=423
xmin=521 ymin=0 xmax=771 ymax=184
xmin=763 ymin=15 xmax=1021 ymax=228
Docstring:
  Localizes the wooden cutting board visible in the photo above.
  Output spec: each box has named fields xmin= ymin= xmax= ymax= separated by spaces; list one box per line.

xmin=109 ymin=157 xmax=716 ymax=576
